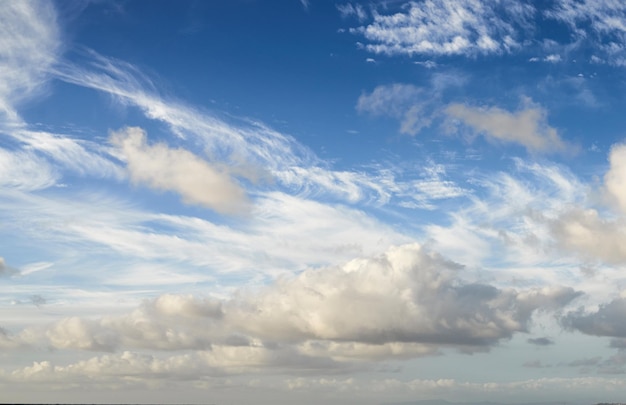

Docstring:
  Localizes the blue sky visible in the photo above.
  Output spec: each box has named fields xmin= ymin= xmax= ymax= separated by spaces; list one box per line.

xmin=3 ymin=1 xmax=626 ymax=403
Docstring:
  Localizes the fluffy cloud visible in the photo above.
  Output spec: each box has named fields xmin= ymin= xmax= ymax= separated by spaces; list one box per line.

xmin=350 ymin=0 xmax=534 ymax=57
xmin=446 ymin=101 xmax=572 ymax=154
xmin=110 ymin=127 xmax=251 ymax=214
xmin=18 ymin=244 xmax=580 ymax=362
xmin=549 ymin=208 xmax=626 ymax=264
xmin=544 ymin=143 xmax=626 ymax=265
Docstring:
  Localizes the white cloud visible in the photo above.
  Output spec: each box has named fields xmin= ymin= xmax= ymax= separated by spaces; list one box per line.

xmin=10 ymin=244 xmax=579 ymax=361
xmin=548 ymin=0 xmax=626 ymax=39
xmin=544 ymin=54 xmax=562 ymax=63
xmin=54 ymin=52 xmax=410 ymax=206
xmin=350 ymin=0 xmax=534 ymax=57
xmin=0 ymin=147 xmax=58 ymax=190
xmin=356 ymin=83 xmax=432 ymax=135
xmin=110 ymin=126 xmax=251 ymax=214
xmin=604 ymin=143 xmax=626 ymax=214
xmin=0 ymin=1 xmax=60 ymax=123
xmin=545 ymin=0 xmax=626 ymax=64
xmin=337 ymin=3 xmax=367 ymax=22
xmin=8 ymin=128 xmax=124 ymax=181
xmin=549 ymin=208 xmax=626 ymax=265
xmin=446 ymin=101 xmax=573 ymax=154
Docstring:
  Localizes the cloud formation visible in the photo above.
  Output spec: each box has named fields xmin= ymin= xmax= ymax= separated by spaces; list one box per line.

xmin=350 ymin=0 xmax=533 ymax=57
xmin=562 ymin=296 xmax=626 ymax=338
xmin=604 ymin=143 xmax=626 ymax=213
xmin=110 ymin=127 xmax=251 ymax=214
xmin=356 ymin=83 xmax=432 ymax=135
xmin=446 ymin=101 xmax=572 ymax=153
xmin=12 ymin=244 xmax=580 ymax=363
xmin=0 ymin=258 xmax=17 ymax=277
xmin=347 ymin=0 xmax=626 ymax=64
xmin=0 ymin=0 xmax=60 ymax=123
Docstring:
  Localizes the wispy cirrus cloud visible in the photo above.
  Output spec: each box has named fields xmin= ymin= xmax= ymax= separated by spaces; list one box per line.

xmin=0 ymin=0 xmax=60 ymax=124
xmin=337 ymin=3 xmax=368 ymax=22
xmin=0 ymin=148 xmax=58 ymax=190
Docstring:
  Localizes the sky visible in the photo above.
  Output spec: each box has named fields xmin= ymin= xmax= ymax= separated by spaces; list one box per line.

xmin=2 ymin=0 xmax=626 ymax=404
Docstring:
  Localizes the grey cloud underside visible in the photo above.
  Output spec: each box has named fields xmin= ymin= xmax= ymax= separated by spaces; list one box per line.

xmin=527 ymin=337 xmax=554 ymax=346
xmin=11 ymin=244 xmax=581 ymax=363
xmin=562 ymin=297 xmax=626 ymax=338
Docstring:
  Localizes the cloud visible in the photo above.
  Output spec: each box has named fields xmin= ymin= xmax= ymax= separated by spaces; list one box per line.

xmin=527 ymin=337 xmax=554 ymax=346
xmin=549 ymin=208 xmax=626 ymax=264
xmin=54 ymin=51 xmax=409 ymax=206
xmin=446 ymin=101 xmax=573 ymax=154
xmin=546 ymin=0 xmax=626 ymax=61
xmin=228 ymin=244 xmax=580 ymax=349
xmin=0 ymin=258 xmax=18 ymax=277
xmin=562 ymin=296 xmax=626 ymax=338
xmin=0 ymin=0 xmax=60 ymax=123
xmin=349 ymin=0 xmax=534 ymax=57
xmin=356 ymin=83 xmax=436 ymax=136
xmin=0 ymin=148 xmax=57 ymax=190
xmin=4 ymin=128 xmax=124 ymax=182
xmin=110 ymin=127 xmax=251 ymax=214
xmin=604 ymin=143 xmax=626 ymax=214
xmin=19 ymin=244 xmax=580 ymax=361
xmin=337 ymin=3 xmax=367 ymax=22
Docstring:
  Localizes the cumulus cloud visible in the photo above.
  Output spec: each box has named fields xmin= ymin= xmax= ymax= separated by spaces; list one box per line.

xmin=549 ymin=208 xmax=626 ymax=264
xmin=229 ymin=244 xmax=580 ymax=349
xmin=23 ymin=244 xmax=580 ymax=361
xmin=110 ymin=127 xmax=251 ymax=214
xmin=446 ymin=101 xmax=573 ymax=154
xmin=349 ymin=0 xmax=534 ymax=57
